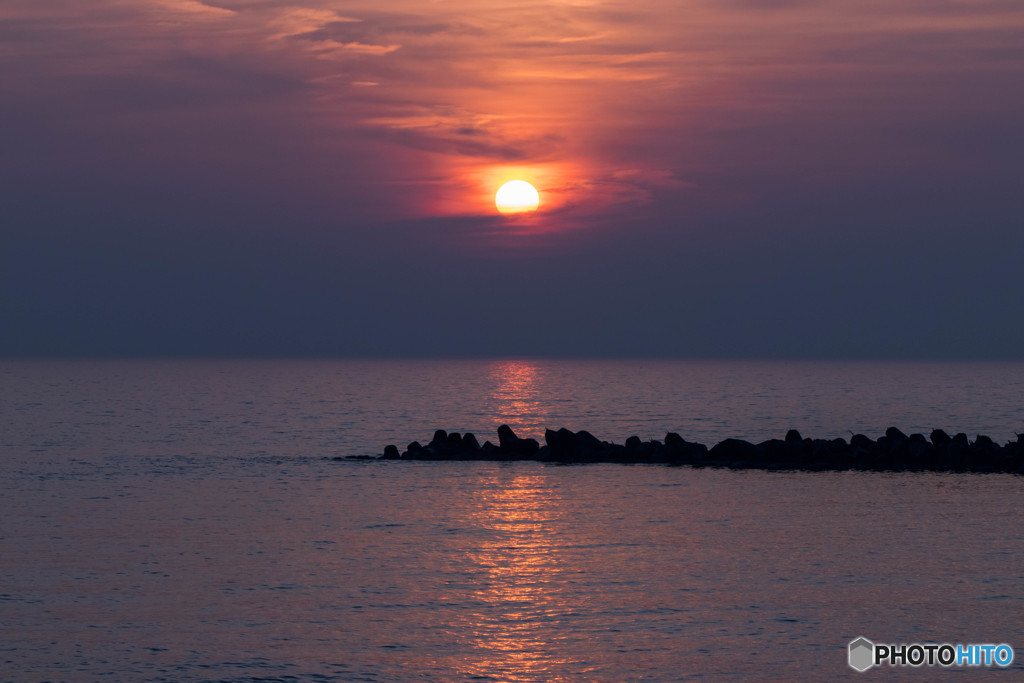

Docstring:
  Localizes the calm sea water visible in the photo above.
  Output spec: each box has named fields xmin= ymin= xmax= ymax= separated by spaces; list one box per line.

xmin=2 ymin=359 xmax=1024 ymax=680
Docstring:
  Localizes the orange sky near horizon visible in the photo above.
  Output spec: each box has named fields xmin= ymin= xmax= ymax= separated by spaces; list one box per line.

xmin=4 ymin=0 xmax=1023 ymax=232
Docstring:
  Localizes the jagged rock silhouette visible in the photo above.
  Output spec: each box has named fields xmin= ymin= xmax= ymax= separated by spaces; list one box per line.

xmin=364 ymin=425 xmax=1024 ymax=473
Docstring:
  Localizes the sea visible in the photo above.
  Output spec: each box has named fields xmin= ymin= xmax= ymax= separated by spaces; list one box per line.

xmin=2 ymin=359 xmax=1023 ymax=681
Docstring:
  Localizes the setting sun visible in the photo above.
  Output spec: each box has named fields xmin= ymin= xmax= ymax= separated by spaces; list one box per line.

xmin=495 ymin=180 xmax=540 ymax=215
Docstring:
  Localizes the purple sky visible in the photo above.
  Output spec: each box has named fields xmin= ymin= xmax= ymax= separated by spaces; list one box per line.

xmin=2 ymin=0 xmax=1023 ymax=357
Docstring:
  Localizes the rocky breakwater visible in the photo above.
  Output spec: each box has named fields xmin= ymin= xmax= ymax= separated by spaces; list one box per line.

xmin=369 ymin=425 xmax=1024 ymax=473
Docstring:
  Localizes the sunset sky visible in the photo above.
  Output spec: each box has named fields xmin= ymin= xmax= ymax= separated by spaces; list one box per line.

xmin=3 ymin=0 xmax=1023 ymax=357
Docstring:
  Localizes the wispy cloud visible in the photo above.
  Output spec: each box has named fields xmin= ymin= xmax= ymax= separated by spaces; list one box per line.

xmin=266 ymin=8 xmax=360 ymax=40
xmin=2 ymin=0 xmax=1022 ymax=223
xmin=153 ymin=0 xmax=236 ymax=19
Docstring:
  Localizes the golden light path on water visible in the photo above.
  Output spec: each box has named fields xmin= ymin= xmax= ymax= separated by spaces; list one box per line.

xmin=460 ymin=473 xmax=580 ymax=680
xmin=487 ymin=360 xmax=550 ymax=440
xmin=457 ymin=361 xmax=575 ymax=679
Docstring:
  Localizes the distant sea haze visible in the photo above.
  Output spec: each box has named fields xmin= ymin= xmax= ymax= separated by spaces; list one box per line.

xmin=2 ymin=359 xmax=1023 ymax=679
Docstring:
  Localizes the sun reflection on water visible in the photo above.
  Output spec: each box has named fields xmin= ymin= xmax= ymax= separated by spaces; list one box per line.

xmin=457 ymin=472 xmax=586 ymax=682
xmin=487 ymin=360 xmax=550 ymax=441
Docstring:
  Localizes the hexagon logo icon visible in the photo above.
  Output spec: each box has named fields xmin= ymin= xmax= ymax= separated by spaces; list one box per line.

xmin=849 ymin=637 xmax=875 ymax=672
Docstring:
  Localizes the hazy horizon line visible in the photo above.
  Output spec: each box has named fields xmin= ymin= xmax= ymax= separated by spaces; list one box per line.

xmin=3 ymin=354 xmax=1023 ymax=363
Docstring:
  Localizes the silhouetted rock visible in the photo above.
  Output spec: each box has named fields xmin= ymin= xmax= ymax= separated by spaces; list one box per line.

xmin=545 ymin=428 xmax=574 ymax=452
xmin=575 ymin=430 xmax=604 ymax=451
xmin=970 ymin=434 xmax=1002 ymax=472
xmin=757 ymin=438 xmax=788 ymax=467
xmin=370 ymin=426 xmax=1022 ymax=472
xmin=497 ymin=424 xmax=518 ymax=449
xmin=904 ymin=434 xmax=931 ymax=470
xmin=709 ymin=439 xmax=761 ymax=467
xmin=850 ymin=434 xmax=874 ymax=450
xmin=542 ymin=428 xmax=606 ymax=462
xmin=495 ymin=424 xmax=539 ymax=458
xmin=886 ymin=427 xmax=909 ymax=441
xmin=974 ymin=434 xmax=997 ymax=448
xmin=517 ymin=438 xmax=541 ymax=456
xmin=656 ymin=432 xmax=706 ymax=465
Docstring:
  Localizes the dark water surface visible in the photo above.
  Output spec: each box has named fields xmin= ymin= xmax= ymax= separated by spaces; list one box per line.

xmin=2 ymin=360 xmax=1024 ymax=680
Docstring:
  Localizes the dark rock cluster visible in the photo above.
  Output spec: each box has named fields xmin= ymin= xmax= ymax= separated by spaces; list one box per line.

xmin=367 ymin=425 xmax=1024 ymax=473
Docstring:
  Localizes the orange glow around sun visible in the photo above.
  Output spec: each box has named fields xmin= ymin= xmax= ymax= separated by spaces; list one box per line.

xmin=429 ymin=161 xmax=576 ymax=223
xmin=495 ymin=180 xmax=540 ymax=215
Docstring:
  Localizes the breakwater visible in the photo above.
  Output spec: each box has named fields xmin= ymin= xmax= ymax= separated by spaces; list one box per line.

xmin=361 ymin=425 xmax=1024 ymax=472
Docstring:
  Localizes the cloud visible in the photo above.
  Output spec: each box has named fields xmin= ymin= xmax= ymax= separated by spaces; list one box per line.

xmin=153 ymin=0 xmax=236 ymax=19
xmin=267 ymin=8 xmax=361 ymax=40
xmin=266 ymin=8 xmax=400 ymax=57
xmin=306 ymin=39 xmax=400 ymax=57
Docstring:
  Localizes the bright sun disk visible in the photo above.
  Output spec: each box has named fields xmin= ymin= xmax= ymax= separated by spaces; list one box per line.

xmin=495 ymin=180 xmax=540 ymax=214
